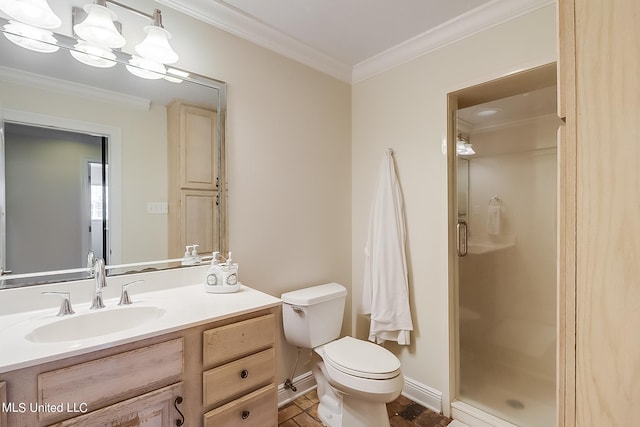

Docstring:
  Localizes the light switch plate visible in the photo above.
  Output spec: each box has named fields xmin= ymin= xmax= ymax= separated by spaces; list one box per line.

xmin=147 ymin=202 xmax=168 ymax=214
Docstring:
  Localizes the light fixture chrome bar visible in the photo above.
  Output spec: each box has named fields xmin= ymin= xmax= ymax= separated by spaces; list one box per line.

xmin=103 ymin=0 xmax=163 ymax=26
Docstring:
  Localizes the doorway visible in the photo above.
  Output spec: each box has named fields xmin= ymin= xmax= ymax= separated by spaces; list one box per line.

xmin=0 ymin=122 xmax=108 ymax=283
xmin=448 ymin=63 xmax=560 ymax=426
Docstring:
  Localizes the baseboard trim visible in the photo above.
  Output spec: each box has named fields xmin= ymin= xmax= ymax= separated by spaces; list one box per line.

xmin=401 ymin=376 xmax=443 ymax=414
xmin=277 ymin=371 xmax=317 ymax=407
xmin=278 ymin=371 xmax=444 ymax=416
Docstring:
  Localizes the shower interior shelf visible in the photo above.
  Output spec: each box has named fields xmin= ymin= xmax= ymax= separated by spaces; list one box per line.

xmin=467 ymin=235 xmax=516 ymax=255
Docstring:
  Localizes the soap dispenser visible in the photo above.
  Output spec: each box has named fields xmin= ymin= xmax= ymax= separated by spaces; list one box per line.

xmin=204 ymin=252 xmax=223 ymax=292
xmin=206 ymin=251 xmax=240 ymax=293
xmin=181 ymin=246 xmax=194 ymax=266
xmin=222 ymin=252 xmax=239 ymax=288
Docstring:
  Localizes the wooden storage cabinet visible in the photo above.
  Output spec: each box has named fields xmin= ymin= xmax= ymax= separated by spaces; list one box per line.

xmin=0 ymin=308 xmax=278 ymax=427
xmin=557 ymin=0 xmax=640 ymax=425
xmin=202 ymin=314 xmax=277 ymax=426
xmin=167 ymin=99 xmax=220 ymax=258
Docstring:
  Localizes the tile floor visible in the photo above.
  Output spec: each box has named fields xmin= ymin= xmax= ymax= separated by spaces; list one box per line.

xmin=278 ymin=389 xmax=453 ymax=427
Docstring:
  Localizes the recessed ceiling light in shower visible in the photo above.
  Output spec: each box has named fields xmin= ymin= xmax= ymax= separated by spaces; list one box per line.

xmin=475 ymin=108 xmax=501 ymax=117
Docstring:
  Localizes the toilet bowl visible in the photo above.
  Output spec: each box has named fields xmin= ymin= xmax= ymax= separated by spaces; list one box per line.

xmin=281 ymin=283 xmax=403 ymax=427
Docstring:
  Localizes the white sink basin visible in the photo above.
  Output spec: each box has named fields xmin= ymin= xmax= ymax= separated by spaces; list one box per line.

xmin=25 ymin=306 xmax=166 ymax=343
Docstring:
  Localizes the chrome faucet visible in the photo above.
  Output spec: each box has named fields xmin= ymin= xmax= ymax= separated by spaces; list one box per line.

xmin=90 ymin=258 xmax=107 ymax=309
xmin=42 ymin=291 xmax=75 ymax=316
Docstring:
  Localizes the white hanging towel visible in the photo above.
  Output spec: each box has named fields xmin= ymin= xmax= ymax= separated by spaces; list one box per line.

xmin=362 ymin=150 xmax=414 ymax=345
xmin=487 ymin=196 xmax=502 ymax=235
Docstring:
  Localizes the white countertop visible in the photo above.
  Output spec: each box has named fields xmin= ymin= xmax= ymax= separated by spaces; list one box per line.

xmin=0 ymin=270 xmax=281 ymax=373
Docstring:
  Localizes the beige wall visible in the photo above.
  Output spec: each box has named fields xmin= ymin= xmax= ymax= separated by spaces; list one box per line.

xmin=157 ymin=3 xmax=353 ymax=382
xmin=351 ymin=4 xmax=557 ymax=411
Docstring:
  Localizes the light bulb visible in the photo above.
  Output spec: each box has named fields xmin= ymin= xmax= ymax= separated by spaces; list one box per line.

xmin=69 ymin=41 xmax=116 ymax=68
xmin=0 ymin=0 xmax=61 ymax=29
xmin=73 ymin=3 xmax=125 ymax=48
xmin=3 ymin=20 xmax=58 ymax=52
xmin=135 ymin=25 xmax=178 ymax=64
xmin=126 ymin=56 xmax=166 ymax=80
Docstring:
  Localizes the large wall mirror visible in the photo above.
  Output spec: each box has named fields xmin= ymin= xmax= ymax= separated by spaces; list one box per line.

xmin=0 ymin=15 xmax=227 ymax=288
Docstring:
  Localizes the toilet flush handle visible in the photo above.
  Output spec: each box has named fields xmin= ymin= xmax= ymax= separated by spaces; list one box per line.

xmin=292 ymin=306 xmax=304 ymax=314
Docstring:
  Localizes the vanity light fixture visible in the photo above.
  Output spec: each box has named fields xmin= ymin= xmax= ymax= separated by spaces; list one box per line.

xmin=0 ymin=0 xmax=61 ymax=29
xmin=457 ymin=135 xmax=476 ymax=156
xmin=135 ymin=9 xmax=178 ymax=65
xmin=73 ymin=0 xmax=125 ymax=48
xmin=3 ymin=20 xmax=58 ymax=52
xmin=0 ymin=0 xmax=61 ymax=52
xmin=125 ymin=55 xmax=165 ymax=79
xmin=70 ymin=40 xmax=117 ymax=68
xmin=72 ymin=0 xmax=178 ymax=77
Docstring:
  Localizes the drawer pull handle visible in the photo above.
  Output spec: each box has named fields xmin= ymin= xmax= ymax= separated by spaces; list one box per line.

xmin=242 ymin=410 xmax=250 ymax=419
xmin=240 ymin=369 xmax=249 ymax=379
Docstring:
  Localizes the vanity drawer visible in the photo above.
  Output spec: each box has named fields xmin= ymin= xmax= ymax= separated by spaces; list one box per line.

xmin=203 ymin=347 xmax=275 ymax=408
xmin=203 ymin=384 xmax=277 ymax=427
xmin=37 ymin=338 xmax=183 ymax=423
xmin=203 ymin=314 xmax=275 ymax=367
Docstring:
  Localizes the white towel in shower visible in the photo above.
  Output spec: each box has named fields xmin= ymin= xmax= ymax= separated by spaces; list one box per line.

xmin=362 ymin=150 xmax=414 ymax=345
xmin=487 ymin=200 xmax=501 ymax=235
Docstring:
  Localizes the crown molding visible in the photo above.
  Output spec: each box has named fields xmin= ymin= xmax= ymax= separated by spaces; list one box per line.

xmin=0 ymin=66 xmax=151 ymax=110
xmin=352 ymin=0 xmax=555 ymax=83
xmin=156 ymin=0 xmax=353 ymax=82
xmin=156 ymin=0 xmax=554 ymax=85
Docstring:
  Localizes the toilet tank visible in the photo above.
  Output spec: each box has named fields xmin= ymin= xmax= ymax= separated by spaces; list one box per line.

xmin=281 ymin=283 xmax=347 ymax=348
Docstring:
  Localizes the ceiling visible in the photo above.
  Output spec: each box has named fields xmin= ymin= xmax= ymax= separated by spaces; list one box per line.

xmin=158 ymin=0 xmax=554 ymax=82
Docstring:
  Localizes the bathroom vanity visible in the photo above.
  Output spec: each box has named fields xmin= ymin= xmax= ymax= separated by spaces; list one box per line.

xmin=0 ymin=267 xmax=280 ymax=427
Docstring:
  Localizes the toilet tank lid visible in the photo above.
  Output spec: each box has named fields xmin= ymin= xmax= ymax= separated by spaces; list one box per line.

xmin=281 ymin=283 xmax=347 ymax=306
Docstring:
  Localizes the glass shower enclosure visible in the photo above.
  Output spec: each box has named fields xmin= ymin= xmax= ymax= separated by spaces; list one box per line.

xmin=453 ymin=84 xmax=558 ymax=427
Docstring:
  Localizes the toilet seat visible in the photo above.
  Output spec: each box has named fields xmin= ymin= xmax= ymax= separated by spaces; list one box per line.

xmin=322 ymin=336 xmax=401 ymax=380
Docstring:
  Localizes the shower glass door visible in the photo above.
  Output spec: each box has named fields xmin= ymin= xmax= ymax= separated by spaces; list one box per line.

xmin=455 ymin=86 xmax=558 ymax=427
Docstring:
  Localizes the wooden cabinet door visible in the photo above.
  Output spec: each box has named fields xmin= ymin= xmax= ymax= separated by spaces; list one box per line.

xmin=568 ymin=0 xmax=640 ymax=425
xmin=181 ymin=190 xmax=217 ymax=255
xmin=181 ymin=105 xmax=218 ymax=190
xmin=47 ymin=383 xmax=183 ymax=427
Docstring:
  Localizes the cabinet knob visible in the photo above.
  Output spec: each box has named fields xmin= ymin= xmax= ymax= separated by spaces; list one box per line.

xmin=240 ymin=369 xmax=249 ymax=379
xmin=241 ymin=410 xmax=250 ymax=419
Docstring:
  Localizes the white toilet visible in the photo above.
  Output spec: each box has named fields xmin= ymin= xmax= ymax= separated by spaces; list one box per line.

xmin=281 ymin=283 xmax=403 ymax=427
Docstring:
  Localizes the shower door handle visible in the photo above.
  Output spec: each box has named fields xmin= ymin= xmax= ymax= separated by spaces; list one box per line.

xmin=457 ymin=221 xmax=468 ymax=257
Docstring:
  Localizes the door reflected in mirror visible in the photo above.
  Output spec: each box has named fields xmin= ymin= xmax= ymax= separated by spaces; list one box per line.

xmin=2 ymin=123 xmax=108 ymax=282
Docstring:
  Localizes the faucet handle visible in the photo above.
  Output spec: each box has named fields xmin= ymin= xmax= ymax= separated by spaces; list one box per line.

xmin=42 ymin=291 xmax=75 ymax=316
xmin=118 ymin=280 xmax=144 ymax=306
